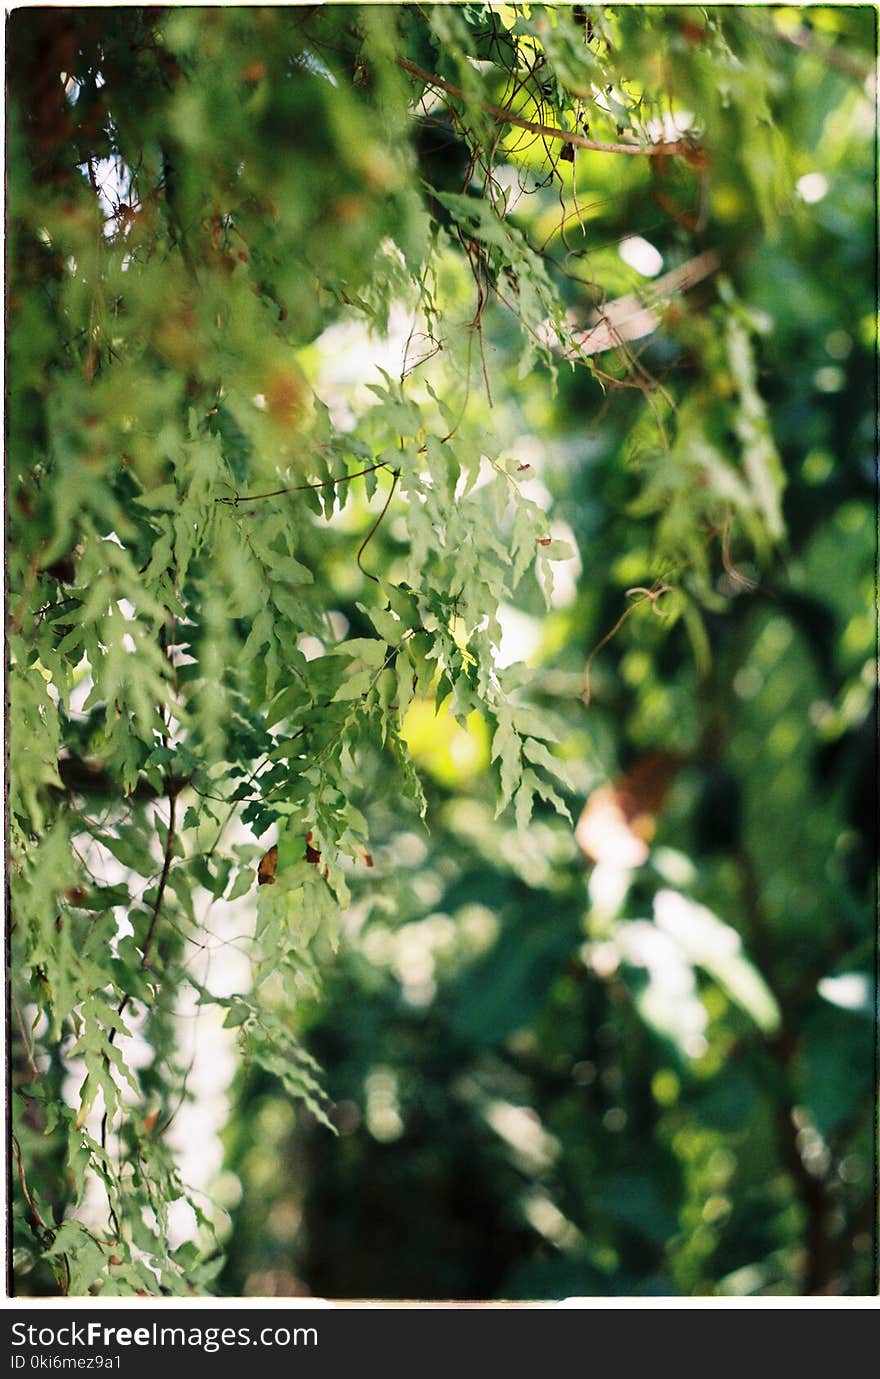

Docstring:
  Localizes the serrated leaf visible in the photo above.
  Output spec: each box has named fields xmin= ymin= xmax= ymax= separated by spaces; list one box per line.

xmin=492 ymin=716 xmax=522 ymax=815
xmin=331 ymin=669 xmax=374 ymax=702
xmin=522 ymin=736 xmax=574 ymax=791
xmin=327 ymin=638 xmax=388 ymax=667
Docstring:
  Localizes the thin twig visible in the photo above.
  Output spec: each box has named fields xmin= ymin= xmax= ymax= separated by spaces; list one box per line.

xmin=215 ymin=460 xmax=392 ymax=506
xmin=357 ymin=468 xmax=400 ymax=582
xmin=582 ymin=583 xmax=672 ymax=706
xmin=396 ymin=56 xmax=695 ymax=158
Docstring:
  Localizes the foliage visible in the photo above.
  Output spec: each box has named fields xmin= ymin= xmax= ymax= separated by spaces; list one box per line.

xmin=8 ymin=4 xmax=875 ymax=1297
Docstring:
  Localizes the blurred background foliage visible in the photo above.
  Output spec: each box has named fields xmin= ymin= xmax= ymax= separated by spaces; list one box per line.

xmin=215 ymin=3 xmax=876 ymax=1300
xmin=7 ymin=3 xmax=876 ymax=1298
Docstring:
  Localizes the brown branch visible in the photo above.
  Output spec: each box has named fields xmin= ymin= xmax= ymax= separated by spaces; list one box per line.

xmin=215 ymin=460 xmax=392 ymax=506
xmin=396 ymin=56 xmax=695 ymax=158
xmin=565 ymin=249 xmax=722 ymax=357
xmin=53 ymin=754 xmax=192 ymax=801
xmin=12 ymin=1133 xmax=52 ymax=1239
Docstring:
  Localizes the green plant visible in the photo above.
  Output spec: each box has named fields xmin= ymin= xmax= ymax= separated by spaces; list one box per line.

xmin=8 ymin=4 xmax=873 ymax=1296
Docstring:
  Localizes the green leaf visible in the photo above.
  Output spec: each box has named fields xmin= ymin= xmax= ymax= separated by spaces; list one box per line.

xmin=327 ymin=638 xmax=389 ymax=667
xmin=226 ymin=867 xmax=254 ymax=902
xmin=134 ymin=485 xmax=179 ymax=511
xmin=222 ymin=1003 xmax=251 ymax=1029
xmin=331 ymin=669 xmax=374 ymax=702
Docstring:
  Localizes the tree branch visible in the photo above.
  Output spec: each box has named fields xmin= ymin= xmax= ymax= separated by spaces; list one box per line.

xmin=54 ymin=753 xmax=192 ymax=801
xmin=396 ymin=56 xmax=695 ymax=158
xmin=567 ymin=249 xmax=721 ymax=357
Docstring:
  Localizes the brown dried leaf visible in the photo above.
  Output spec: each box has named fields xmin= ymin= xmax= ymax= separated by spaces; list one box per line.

xmin=257 ymin=844 xmax=278 ymax=886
